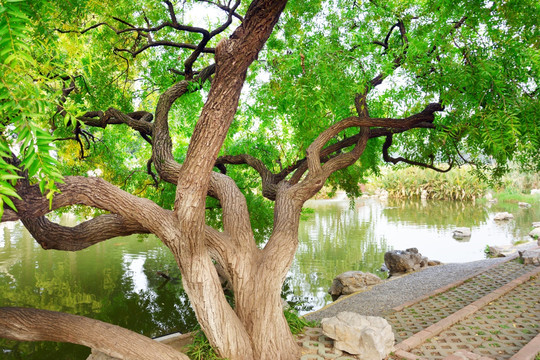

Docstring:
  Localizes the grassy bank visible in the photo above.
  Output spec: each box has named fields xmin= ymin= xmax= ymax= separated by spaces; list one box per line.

xmin=365 ymin=166 xmax=487 ymax=201
xmin=364 ymin=166 xmax=540 ymax=202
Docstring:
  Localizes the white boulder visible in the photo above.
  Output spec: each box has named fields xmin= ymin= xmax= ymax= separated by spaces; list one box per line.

xmin=488 ymin=245 xmax=516 ymax=257
xmin=329 ymin=271 xmax=383 ymax=301
xmin=529 ymin=227 xmax=540 ymax=240
xmin=453 ymin=227 xmax=471 ymax=238
xmin=519 ymin=249 xmax=540 ymax=266
xmin=518 ymin=202 xmax=532 ymax=208
xmin=321 ymin=312 xmax=394 ymax=359
xmin=494 ymin=212 xmax=514 ymax=221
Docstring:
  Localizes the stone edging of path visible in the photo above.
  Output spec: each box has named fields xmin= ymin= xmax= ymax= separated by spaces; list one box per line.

xmin=393 ymin=264 xmax=540 ymax=355
xmin=509 ymin=332 xmax=540 ymax=360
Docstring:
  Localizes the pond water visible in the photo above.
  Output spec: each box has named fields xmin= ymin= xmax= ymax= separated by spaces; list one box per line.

xmin=0 ymin=197 xmax=538 ymax=359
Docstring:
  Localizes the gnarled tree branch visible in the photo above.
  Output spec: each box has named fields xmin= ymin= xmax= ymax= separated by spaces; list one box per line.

xmin=0 ymin=307 xmax=188 ymax=360
xmin=382 ymin=134 xmax=454 ymax=172
xmin=20 ymin=215 xmax=149 ymax=251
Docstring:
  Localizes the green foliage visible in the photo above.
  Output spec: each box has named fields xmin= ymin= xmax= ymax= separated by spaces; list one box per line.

xmin=246 ymin=0 xmax=540 ymax=186
xmin=367 ymin=166 xmax=487 ymax=200
xmin=496 ymin=169 xmax=540 ymax=195
xmin=185 ymin=330 xmax=227 ymax=360
xmin=0 ymin=0 xmax=64 ymax=217
xmin=1 ymin=0 xmax=537 ymax=223
xmin=283 ymin=308 xmax=316 ymax=335
xmin=491 ymin=191 xmax=540 ymax=205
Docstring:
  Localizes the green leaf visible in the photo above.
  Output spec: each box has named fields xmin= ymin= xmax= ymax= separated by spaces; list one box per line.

xmin=1 ymin=193 xmax=17 ymax=211
xmin=0 ymin=183 xmax=21 ymax=199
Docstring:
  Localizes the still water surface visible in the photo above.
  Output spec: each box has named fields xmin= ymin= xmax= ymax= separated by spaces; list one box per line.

xmin=0 ymin=197 xmax=537 ymax=359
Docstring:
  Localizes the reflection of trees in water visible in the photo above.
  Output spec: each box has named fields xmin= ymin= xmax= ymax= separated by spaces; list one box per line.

xmin=289 ymin=202 xmax=389 ymax=309
xmin=487 ymin=201 xmax=539 ymax=240
xmin=382 ymin=199 xmax=490 ymax=228
xmin=0 ymin=224 xmax=197 ymax=360
xmin=383 ymin=198 xmax=538 ymax=239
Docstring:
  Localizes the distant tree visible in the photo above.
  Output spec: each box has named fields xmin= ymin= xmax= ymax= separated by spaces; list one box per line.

xmin=1 ymin=0 xmax=538 ymax=359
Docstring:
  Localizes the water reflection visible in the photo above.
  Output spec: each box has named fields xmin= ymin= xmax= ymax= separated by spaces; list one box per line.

xmin=0 ymin=217 xmax=195 ymax=360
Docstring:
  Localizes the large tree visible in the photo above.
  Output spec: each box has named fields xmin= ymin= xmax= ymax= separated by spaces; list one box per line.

xmin=0 ymin=0 xmax=538 ymax=359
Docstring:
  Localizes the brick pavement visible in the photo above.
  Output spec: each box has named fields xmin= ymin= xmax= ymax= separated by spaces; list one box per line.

xmin=297 ymin=256 xmax=540 ymax=360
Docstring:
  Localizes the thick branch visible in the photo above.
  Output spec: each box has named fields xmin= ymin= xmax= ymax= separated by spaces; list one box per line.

xmin=382 ymin=134 xmax=454 ymax=172
xmin=215 ymin=154 xmax=280 ymax=199
xmin=152 ymin=65 xmax=216 ymax=183
xmin=0 ymin=307 xmax=188 ymax=360
xmin=21 ymin=215 xmax=149 ymax=251
xmin=208 ymin=172 xmax=257 ymax=253
xmin=78 ymin=109 xmax=153 ymax=133
xmin=171 ymin=2 xmax=289 ymax=358
xmin=5 ymin=176 xmax=174 ymax=242
xmin=290 ymin=103 xmax=443 ymax=184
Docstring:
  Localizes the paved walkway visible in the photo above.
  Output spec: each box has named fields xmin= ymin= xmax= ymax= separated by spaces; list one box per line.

xmin=297 ymin=252 xmax=540 ymax=360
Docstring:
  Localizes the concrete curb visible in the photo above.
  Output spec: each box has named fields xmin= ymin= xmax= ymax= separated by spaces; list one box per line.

xmin=509 ymin=332 xmax=540 ymax=360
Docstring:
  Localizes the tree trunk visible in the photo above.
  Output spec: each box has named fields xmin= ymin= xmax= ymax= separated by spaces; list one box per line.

xmin=235 ymin=264 xmax=301 ymax=360
xmin=173 ymin=248 xmax=256 ymax=360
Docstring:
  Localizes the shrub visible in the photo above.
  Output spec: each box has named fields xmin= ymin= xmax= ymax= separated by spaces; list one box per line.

xmin=366 ymin=166 xmax=486 ymax=201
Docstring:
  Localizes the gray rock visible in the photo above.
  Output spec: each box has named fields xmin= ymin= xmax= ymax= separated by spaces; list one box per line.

xmin=531 ymin=189 xmax=540 ymax=195
xmin=321 ymin=312 xmax=394 ymax=359
xmin=453 ymin=227 xmax=471 ymax=238
xmin=518 ymin=202 xmax=532 ymax=208
xmin=519 ymin=249 xmax=540 ymax=266
xmin=488 ymin=245 xmax=515 ymax=257
xmin=384 ymin=248 xmax=426 ymax=275
xmin=329 ymin=271 xmax=383 ymax=301
xmin=494 ymin=212 xmax=513 ymax=221
xmin=532 ymin=222 xmax=540 ymax=228
xmin=530 ymin=227 xmax=540 ymax=240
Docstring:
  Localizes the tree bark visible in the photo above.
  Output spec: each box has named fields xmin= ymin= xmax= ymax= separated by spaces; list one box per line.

xmin=0 ymin=307 xmax=188 ymax=360
xmin=168 ymin=1 xmax=292 ymax=359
